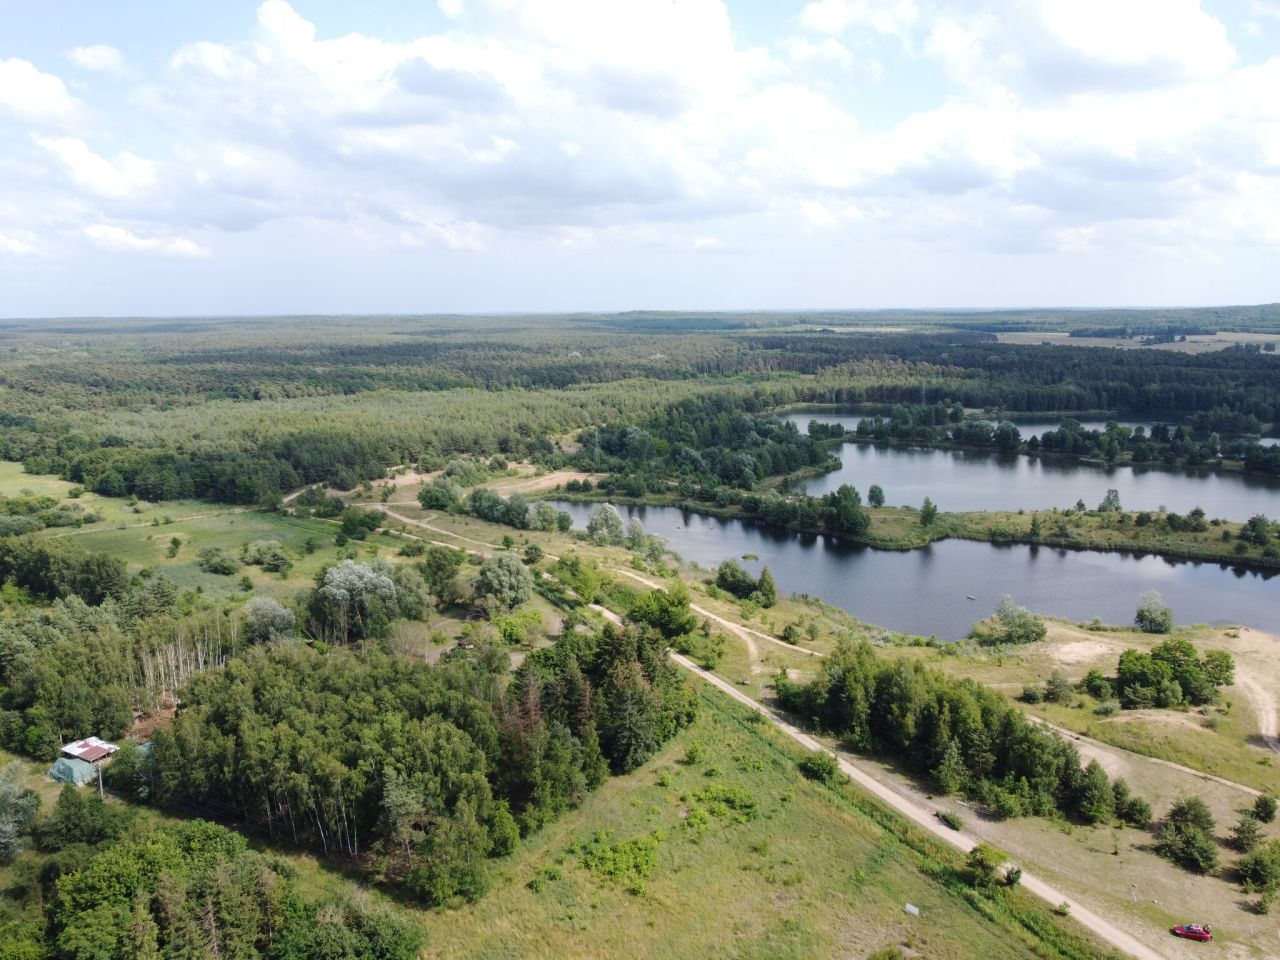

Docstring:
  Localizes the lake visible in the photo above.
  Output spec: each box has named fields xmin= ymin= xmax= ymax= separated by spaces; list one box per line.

xmin=785 ymin=410 xmax=1147 ymax=442
xmin=551 ymin=500 xmax=1277 ymax=639
xmin=780 ymin=411 xmax=1280 ymax=519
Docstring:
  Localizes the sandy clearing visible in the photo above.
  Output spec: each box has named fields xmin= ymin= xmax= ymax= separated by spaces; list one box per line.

xmin=1053 ymin=639 xmax=1115 ymax=664
xmin=1026 ymin=715 xmax=1260 ymax=798
xmin=481 ymin=470 xmax=602 ymax=495
xmin=1236 ymin=676 xmax=1280 ymax=756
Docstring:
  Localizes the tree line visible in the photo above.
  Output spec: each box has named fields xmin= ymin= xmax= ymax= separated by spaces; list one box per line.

xmin=775 ymin=640 xmax=1152 ymax=824
xmin=128 ymin=618 xmax=694 ymax=906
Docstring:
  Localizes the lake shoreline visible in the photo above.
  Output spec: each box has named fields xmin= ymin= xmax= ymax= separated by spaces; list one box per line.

xmin=778 ymin=403 xmax=1278 ymax=478
xmin=545 ymin=497 xmax=1278 ymax=639
xmin=544 ymin=491 xmax=1280 ymax=574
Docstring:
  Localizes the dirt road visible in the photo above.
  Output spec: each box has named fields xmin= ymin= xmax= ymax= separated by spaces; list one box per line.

xmin=674 ymin=653 xmax=1167 ymax=960
xmin=1236 ymin=675 xmax=1280 ymax=757
xmin=359 ymin=504 xmax=1257 ymax=955
xmin=1026 ymin=715 xmax=1263 ymax=797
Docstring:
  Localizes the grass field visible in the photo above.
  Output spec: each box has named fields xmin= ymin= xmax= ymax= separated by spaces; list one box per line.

xmin=879 ymin=620 xmax=1280 ymax=795
xmin=996 ymin=331 xmax=1280 ymax=354
xmin=0 ymin=693 xmax=1117 ymax=960
xmin=414 ymin=688 xmax=1117 ymax=960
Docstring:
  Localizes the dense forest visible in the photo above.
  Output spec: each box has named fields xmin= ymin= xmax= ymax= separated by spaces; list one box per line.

xmin=0 ymin=311 xmax=1276 ymax=958
xmin=1 ymin=314 xmax=1277 ymax=503
xmin=141 ymin=622 xmax=694 ymax=904
xmin=830 ymin=403 xmax=1280 ymax=475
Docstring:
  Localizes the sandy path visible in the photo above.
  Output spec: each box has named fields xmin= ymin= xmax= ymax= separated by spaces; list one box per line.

xmin=43 ymin=507 xmax=248 ymax=537
xmin=377 ymin=507 xmax=813 ymax=675
xmin=368 ymin=505 xmax=1187 ymax=958
xmin=1026 ymin=715 xmax=1261 ymax=797
xmin=674 ymin=653 xmax=1166 ymax=960
xmin=482 ymin=470 xmax=600 ymax=495
xmin=379 ymin=508 xmax=508 ymax=553
xmin=1236 ymin=676 xmax=1280 ymax=756
xmin=614 ymin=567 xmax=821 ymax=662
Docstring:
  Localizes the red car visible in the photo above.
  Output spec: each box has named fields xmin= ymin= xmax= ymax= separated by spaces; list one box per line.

xmin=1172 ymin=923 xmax=1212 ymax=942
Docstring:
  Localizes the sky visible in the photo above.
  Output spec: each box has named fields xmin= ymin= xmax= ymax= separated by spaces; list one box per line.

xmin=1 ymin=0 xmax=1279 ymax=316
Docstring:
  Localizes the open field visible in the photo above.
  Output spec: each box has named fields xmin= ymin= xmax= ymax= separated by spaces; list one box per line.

xmin=7 ymin=464 xmax=1279 ymax=957
xmin=0 ymin=696 xmax=1119 ymax=960
xmin=689 ymin=624 xmax=1280 ymax=957
xmin=877 ymin=621 xmax=1280 ymax=794
xmin=415 ymin=687 xmax=1117 ymax=960
xmin=998 ymin=331 xmax=1280 ymax=354
xmin=346 ymin=500 xmax=1280 ymax=955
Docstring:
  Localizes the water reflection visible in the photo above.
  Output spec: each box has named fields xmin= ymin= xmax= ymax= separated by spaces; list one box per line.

xmin=551 ymin=500 xmax=1277 ymax=639
xmin=780 ymin=411 xmax=1280 ymax=518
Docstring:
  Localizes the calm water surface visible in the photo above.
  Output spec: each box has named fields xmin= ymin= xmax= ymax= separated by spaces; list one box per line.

xmin=552 ymin=500 xmax=1278 ymax=639
xmin=781 ymin=411 xmax=1280 ymax=519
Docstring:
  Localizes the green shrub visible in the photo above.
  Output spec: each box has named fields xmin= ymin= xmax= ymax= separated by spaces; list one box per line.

xmin=1232 ymin=812 xmax=1263 ymax=853
xmin=1238 ymin=839 xmax=1280 ymax=892
xmin=797 ymin=751 xmax=838 ymax=785
xmin=1155 ymin=822 xmax=1218 ymax=873
xmin=937 ymin=811 xmax=962 ymax=830
xmin=691 ymin=785 xmax=758 ymax=823
xmin=1255 ymin=794 xmax=1278 ymax=823
xmin=578 ymin=831 xmax=662 ymax=894
xmin=965 ymin=843 xmax=1002 ymax=888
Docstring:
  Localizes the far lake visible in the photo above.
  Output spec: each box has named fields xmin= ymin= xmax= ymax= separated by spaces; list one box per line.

xmin=781 ymin=410 xmax=1280 ymax=519
xmin=551 ymin=500 xmax=1277 ymax=639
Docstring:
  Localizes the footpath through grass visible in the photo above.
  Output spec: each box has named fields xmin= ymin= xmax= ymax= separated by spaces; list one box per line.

xmin=416 ymin=687 xmax=1119 ymax=960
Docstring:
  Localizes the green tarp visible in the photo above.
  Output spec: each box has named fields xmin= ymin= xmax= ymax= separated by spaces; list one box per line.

xmin=48 ymin=756 xmax=95 ymax=786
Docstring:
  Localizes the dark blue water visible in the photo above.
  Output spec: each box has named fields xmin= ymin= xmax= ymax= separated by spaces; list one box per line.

xmin=553 ymin=500 xmax=1277 ymax=639
xmin=780 ymin=411 xmax=1280 ymax=519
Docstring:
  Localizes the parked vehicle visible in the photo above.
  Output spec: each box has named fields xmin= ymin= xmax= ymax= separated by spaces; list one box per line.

xmin=1172 ymin=923 xmax=1212 ymax=942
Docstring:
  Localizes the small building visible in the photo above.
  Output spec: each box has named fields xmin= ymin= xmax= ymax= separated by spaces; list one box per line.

xmin=61 ymin=736 xmax=119 ymax=765
xmin=48 ymin=756 xmax=96 ymax=786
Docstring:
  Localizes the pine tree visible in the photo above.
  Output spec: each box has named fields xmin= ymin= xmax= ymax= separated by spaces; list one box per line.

xmin=127 ymin=890 xmax=163 ymax=960
xmin=933 ymin=739 xmax=967 ymax=795
xmin=755 ymin=567 xmax=778 ymax=608
xmin=1073 ymin=760 xmax=1114 ymax=824
xmin=580 ymin=721 xmax=610 ymax=789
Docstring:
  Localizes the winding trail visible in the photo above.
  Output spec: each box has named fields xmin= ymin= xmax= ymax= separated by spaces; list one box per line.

xmin=1026 ymin=715 xmax=1262 ymax=797
xmin=672 ymin=653 xmax=1166 ymax=960
xmin=364 ymin=502 xmax=1280 ymax=955
xmin=1236 ymin=676 xmax=1280 ymax=757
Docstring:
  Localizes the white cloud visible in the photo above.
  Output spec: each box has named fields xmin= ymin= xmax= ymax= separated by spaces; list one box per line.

xmin=0 ymin=58 xmax=78 ymax=121
xmin=2 ymin=0 xmax=1280 ymax=308
xmin=926 ymin=0 xmax=1236 ymax=96
xmin=82 ymin=224 xmax=209 ymax=257
xmin=34 ymin=136 xmax=156 ymax=198
xmin=0 ymin=231 xmax=38 ymax=255
xmin=66 ymin=45 xmax=124 ymax=74
xmin=799 ymin=0 xmax=918 ymax=39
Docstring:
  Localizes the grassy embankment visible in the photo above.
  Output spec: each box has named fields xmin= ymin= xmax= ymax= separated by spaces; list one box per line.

xmin=0 ymin=678 xmax=1120 ymax=960
xmin=413 ymin=687 xmax=1118 ymax=960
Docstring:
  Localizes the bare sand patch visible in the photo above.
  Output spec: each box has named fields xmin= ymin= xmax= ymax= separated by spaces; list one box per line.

xmin=483 ymin=470 xmax=602 ymax=495
xmin=1052 ymin=639 xmax=1114 ymax=665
